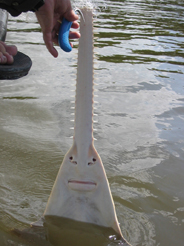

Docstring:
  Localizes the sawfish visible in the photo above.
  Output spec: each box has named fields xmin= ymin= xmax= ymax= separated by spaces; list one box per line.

xmin=42 ymin=7 xmax=130 ymax=245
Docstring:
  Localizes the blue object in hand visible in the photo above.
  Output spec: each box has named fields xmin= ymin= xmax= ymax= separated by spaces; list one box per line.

xmin=58 ymin=18 xmax=73 ymax=52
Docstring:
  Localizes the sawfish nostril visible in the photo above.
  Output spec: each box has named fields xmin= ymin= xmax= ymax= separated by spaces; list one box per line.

xmin=88 ymin=162 xmax=93 ymax=166
xmin=69 ymin=156 xmax=77 ymax=164
xmin=88 ymin=158 xmax=96 ymax=166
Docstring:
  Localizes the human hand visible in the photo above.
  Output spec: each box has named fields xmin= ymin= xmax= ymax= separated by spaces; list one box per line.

xmin=35 ymin=0 xmax=80 ymax=57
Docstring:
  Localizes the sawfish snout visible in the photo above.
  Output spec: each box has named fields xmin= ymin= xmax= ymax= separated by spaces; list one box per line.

xmin=68 ymin=179 xmax=96 ymax=191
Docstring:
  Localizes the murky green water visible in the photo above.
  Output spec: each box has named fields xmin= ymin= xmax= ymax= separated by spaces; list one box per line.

xmin=0 ymin=0 xmax=184 ymax=245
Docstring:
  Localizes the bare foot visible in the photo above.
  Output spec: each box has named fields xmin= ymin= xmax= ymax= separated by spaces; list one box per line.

xmin=0 ymin=41 xmax=17 ymax=64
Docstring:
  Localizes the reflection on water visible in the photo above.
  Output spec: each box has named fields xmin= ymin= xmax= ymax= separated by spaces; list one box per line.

xmin=0 ymin=0 xmax=184 ymax=245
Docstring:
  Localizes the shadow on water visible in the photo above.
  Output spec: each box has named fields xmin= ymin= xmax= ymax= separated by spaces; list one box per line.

xmin=9 ymin=216 xmax=129 ymax=246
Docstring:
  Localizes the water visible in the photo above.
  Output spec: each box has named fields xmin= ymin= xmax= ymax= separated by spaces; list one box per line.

xmin=0 ymin=0 xmax=184 ymax=245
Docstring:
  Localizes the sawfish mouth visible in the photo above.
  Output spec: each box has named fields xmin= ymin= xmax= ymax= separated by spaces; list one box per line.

xmin=68 ymin=179 xmax=97 ymax=191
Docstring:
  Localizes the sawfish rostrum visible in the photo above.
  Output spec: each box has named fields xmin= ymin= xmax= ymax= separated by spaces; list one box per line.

xmin=44 ymin=7 xmax=129 ymax=243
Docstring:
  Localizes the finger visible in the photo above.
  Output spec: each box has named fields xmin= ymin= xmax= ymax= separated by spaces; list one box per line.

xmin=0 ymin=52 xmax=7 ymax=64
xmin=71 ymin=21 xmax=80 ymax=29
xmin=69 ymin=31 xmax=81 ymax=39
xmin=53 ymin=30 xmax=80 ymax=47
xmin=52 ymin=36 xmax=59 ymax=46
xmin=0 ymin=52 xmax=13 ymax=64
xmin=64 ymin=9 xmax=79 ymax=22
xmin=4 ymin=52 xmax=14 ymax=64
xmin=0 ymin=43 xmax=14 ymax=64
xmin=3 ymin=43 xmax=17 ymax=56
xmin=43 ymin=32 xmax=58 ymax=58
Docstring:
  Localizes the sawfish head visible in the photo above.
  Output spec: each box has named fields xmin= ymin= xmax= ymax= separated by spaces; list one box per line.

xmin=44 ymin=140 xmax=122 ymax=237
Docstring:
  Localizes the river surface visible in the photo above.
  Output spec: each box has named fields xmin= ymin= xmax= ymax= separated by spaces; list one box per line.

xmin=0 ymin=0 xmax=184 ymax=245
